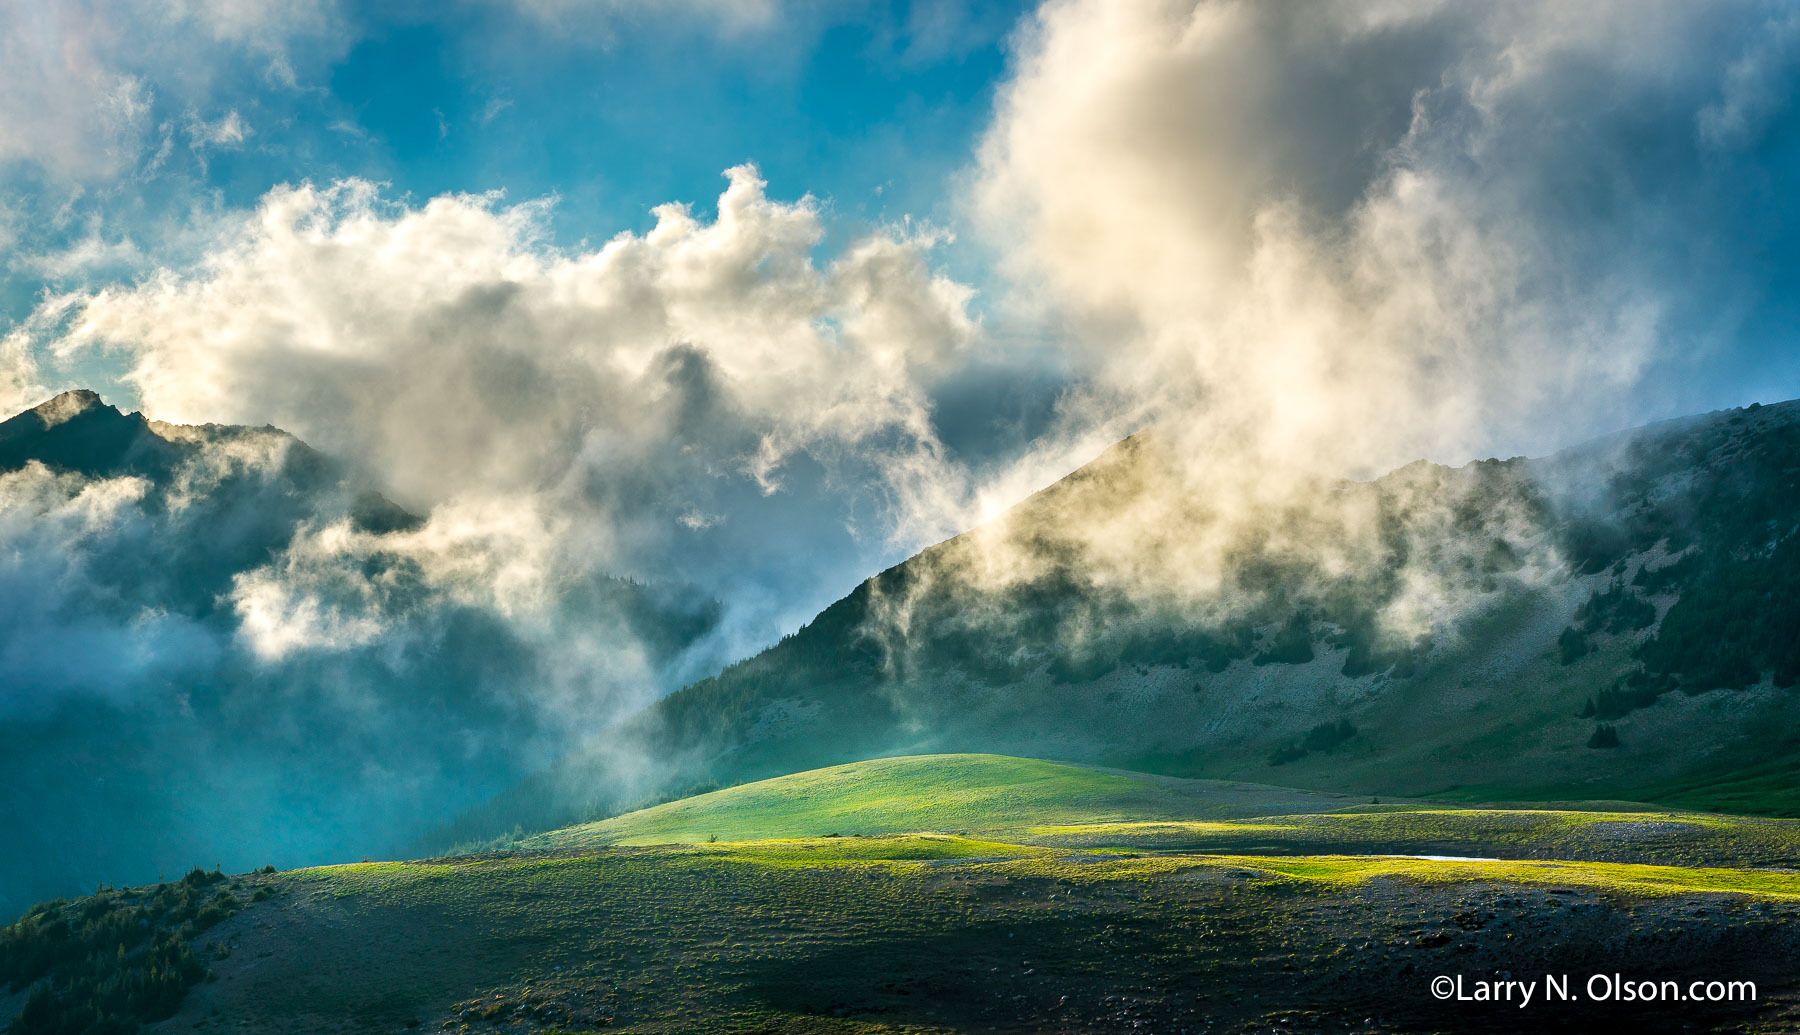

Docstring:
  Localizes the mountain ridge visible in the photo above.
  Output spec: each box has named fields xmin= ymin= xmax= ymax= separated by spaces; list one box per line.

xmin=435 ymin=396 xmax=1800 ymax=848
xmin=0 ymin=388 xmax=425 ymax=534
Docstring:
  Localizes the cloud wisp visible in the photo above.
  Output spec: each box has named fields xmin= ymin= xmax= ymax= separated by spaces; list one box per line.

xmin=0 ymin=0 xmax=343 ymax=180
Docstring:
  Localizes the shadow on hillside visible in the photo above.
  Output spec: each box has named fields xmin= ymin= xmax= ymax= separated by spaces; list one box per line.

xmin=733 ymin=871 xmax=1799 ymax=1033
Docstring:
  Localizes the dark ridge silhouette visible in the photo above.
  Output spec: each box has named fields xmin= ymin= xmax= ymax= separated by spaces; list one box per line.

xmin=0 ymin=390 xmax=181 ymax=480
xmin=0 ymin=389 xmax=422 ymax=534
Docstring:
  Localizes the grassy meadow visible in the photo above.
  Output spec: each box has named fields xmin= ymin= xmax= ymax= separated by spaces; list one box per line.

xmin=534 ymin=754 xmax=1800 ymax=870
xmin=8 ymin=754 xmax=1800 ymax=1033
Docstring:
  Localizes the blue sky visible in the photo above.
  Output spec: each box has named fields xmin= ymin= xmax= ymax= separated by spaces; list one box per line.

xmin=1 ymin=3 xmax=1032 ymax=343
xmin=316 ymin=5 xmax=1022 ymax=236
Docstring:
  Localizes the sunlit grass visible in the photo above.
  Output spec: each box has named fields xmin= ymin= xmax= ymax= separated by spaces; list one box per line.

xmin=526 ymin=754 xmax=1800 ymax=872
xmin=288 ymin=835 xmax=1800 ymax=901
xmin=1233 ymin=855 xmax=1800 ymax=898
xmin=526 ymin=754 xmax=1227 ymax=849
xmin=1026 ymin=809 xmax=1800 ymax=865
xmin=713 ymin=834 xmax=1047 ymax=867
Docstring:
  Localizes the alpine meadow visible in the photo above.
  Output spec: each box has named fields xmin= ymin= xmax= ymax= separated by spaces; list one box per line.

xmin=5 ymin=2 xmax=1800 ymax=1034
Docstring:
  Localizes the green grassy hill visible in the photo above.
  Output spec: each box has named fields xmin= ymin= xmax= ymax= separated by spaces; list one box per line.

xmin=526 ymin=753 xmax=1800 ymax=870
xmin=13 ymin=754 xmax=1800 ymax=1033
xmin=524 ymin=754 xmax=1366 ymax=849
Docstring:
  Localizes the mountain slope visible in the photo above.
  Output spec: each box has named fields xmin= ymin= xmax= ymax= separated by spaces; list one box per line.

xmin=460 ymin=399 xmax=1800 ymax=843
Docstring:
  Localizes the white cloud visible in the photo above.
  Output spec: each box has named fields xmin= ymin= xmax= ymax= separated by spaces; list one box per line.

xmin=970 ymin=0 xmax=1794 ymax=481
xmin=186 ymin=109 xmax=252 ymax=150
xmin=156 ymin=0 xmax=340 ymax=49
xmin=21 ymin=166 xmax=979 ymax=654
xmin=0 ymin=465 xmax=217 ymax=716
xmin=232 ymin=559 xmax=387 ymax=661
xmin=46 ymin=166 xmax=971 ymax=508
xmin=0 ymin=332 xmax=46 ymax=419
xmin=0 ymin=4 xmax=154 ymax=182
xmin=10 ymin=227 xmax=146 ymax=282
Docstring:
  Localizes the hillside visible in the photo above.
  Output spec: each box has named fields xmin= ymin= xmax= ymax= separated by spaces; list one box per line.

xmin=448 ymin=399 xmax=1800 ymax=844
xmin=530 ymin=754 xmax=1800 ymax=869
xmin=526 ymin=754 xmax=1367 ymax=848
xmin=11 ymin=754 xmax=1800 ymax=1033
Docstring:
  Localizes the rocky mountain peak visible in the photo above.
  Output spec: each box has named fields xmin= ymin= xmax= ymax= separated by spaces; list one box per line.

xmin=30 ymin=388 xmax=108 ymax=428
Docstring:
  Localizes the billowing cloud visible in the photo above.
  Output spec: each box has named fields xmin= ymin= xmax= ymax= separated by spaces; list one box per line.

xmin=0 ymin=333 xmax=44 ymax=419
xmin=0 ymin=465 xmax=206 ymax=714
xmin=25 ymin=166 xmax=978 ymax=654
xmin=978 ymin=0 xmax=1733 ymax=474
xmin=926 ymin=0 xmax=1800 ymax=626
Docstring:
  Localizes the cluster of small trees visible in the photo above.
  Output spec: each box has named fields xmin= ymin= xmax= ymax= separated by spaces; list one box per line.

xmin=1268 ymin=719 xmax=1357 ymax=766
xmin=1555 ymin=407 xmax=1800 ymax=699
xmin=1564 ymin=542 xmax=1800 ymax=694
xmin=1638 ymin=536 xmax=1800 ymax=691
xmin=1558 ymin=579 xmax=1659 ymax=664
xmin=1 ymin=867 xmax=240 ymax=1035
xmin=1587 ymin=724 xmax=1622 ymax=749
